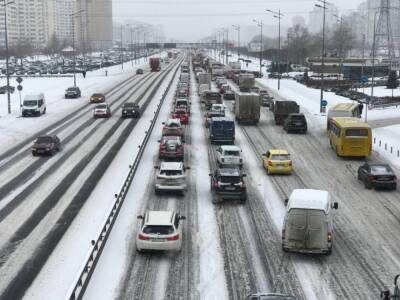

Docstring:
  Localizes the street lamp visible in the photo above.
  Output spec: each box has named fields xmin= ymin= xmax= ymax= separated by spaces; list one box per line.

xmin=232 ymin=25 xmax=240 ymax=61
xmin=333 ymin=14 xmax=343 ymax=58
xmin=370 ymin=10 xmax=380 ymax=121
xmin=71 ymin=9 xmax=85 ymax=88
xmin=220 ymin=28 xmax=229 ymax=65
xmin=315 ymin=0 xmax=329 ymax=113
xmin=253 ymin=19 xmax=263 ymax=75
xmin=266 ymin=9 xmax=283 ymax=90
xmin=1 ymin=0 xmax=15 ymax=114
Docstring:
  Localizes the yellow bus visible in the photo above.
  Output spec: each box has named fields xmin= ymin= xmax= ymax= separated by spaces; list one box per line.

xmin=328 ymin=117 xmax=372 ymax=157
xmin=327 ymin=103 xmax=362 ymax=130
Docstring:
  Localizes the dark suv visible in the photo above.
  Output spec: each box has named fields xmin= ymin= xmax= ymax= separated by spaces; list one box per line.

xmin=65 ymin=86 xmax=81 ymax=98
xmin=121 ymin=102 xmax=140 ymax=118
xmin=357 ymin=163 xmax=397 ymax=190
xmin=209 ymin=168 xmax=247 ymax=204
xmin=32 ymin=135 xmax=61 ymax=156
xmin=283 ymin=113 xmax=307 ymax=133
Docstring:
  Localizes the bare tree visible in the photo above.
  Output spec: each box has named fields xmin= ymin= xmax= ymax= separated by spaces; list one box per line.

xmin=329 ymin=21 xmax=354 ymax=57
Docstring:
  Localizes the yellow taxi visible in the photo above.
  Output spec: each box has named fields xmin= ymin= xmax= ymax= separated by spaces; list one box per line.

xmin=262 ymin=149 xmax=293 ymax=174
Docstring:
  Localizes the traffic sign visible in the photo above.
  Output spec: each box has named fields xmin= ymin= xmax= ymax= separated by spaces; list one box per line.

xmin=17 ymin=85 xmax=23 ymax=91
xmin=321 ymin=100 xmax=328 ymax=106
xmin=16 ymin=77 xmax=23 ymax=84
xmin=360 ymin=75 xmax=368 ymax=84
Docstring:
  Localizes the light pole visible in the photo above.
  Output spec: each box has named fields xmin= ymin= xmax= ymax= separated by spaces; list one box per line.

xmin=1 ymin=0 xmax=14 ymax=114
xmin=253 ymin=19 xmax=263 ymax=75
xmin=315 ymin=0 xmax=329 ymax=113
xmin=232 ymin=25 xmax=240 ymax=60
xmin=129 ymin=26 xmax=134 ymax=67
xmin=370 ymin=10 xmax=379 ymax=121
xmin=266 ymin=9 xmax=283 ymax=90
xmin=71 ymin=9 xmax=85 ymax=88
xmin=120 ymin=24 xmax=124 ymax=70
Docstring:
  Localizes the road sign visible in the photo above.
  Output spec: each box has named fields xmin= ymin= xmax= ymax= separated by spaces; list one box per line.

xmin=360 ymin=75 xmax=368 ymax=84
xmin=321 ymin=100 xmax=328 ymax=106
xmin=16 ymin=77 xmax=23 ymax=84
xmin=17 ymin=85 xmax=23 ymax=91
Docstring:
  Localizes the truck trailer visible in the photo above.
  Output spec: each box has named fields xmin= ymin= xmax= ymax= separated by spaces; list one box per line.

xmin=234 ymin=92 xmax=260 ymax=124
xmin=149 ymin=57 xmax=161 ymax=72
xmin=238 ymin=73 xmax=255 ymax=92
xmin=272 ymin=100 xmax=300 ymax=125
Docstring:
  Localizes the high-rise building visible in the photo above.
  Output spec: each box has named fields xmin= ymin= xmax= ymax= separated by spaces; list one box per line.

xmin=76 ymin=0 xmax=113 ymax=50
xmin=45 ymin=0 xmax=75 ymax=46
xmin=308 ymin=4 xmax=339 ymax=34
xmin=0 ymin=3 xmax=18 ymax=49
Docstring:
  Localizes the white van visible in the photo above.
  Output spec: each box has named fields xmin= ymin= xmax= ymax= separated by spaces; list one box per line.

xmin=22 ymin=93 xmax=46 ymax=117
xmin=282 ymin=189 xmax=338 ymax=255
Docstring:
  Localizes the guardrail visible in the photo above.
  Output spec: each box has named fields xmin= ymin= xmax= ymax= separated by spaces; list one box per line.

xmin=370 ymin=101 xmax=400 ymax=109
xmin=67 ymin=59 xmax=181 ymax=300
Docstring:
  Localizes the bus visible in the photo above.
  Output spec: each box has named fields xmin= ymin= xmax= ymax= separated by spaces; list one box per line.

xmin=328 ymin=117 xmax=372 ymax=157
xmin=327 ymin=103 xmax=362 ymax=130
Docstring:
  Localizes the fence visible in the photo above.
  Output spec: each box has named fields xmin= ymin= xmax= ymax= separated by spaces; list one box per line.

xmin=373 ymin=137 xmax=400 ymax=160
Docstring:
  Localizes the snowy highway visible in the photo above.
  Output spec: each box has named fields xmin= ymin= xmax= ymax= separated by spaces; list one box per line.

xmin=0 ymin=51 xmax=398 ymax=300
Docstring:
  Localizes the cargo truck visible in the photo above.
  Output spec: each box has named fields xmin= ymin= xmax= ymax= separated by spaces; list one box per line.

xmin=272 ymin=100 xmax=300 ymax=125
xmin=198 ymin=73 xmax=212 ymax=88
xmin=203 ymin=91 xmax=222 ymax=110
xmin=149 ymin=57 xmax=161 ymax=72
xmin=238 ymin=73 xmax=255 ymax=92
xmin=209 ymin=117 xmax=235 ymax=144
xmin=234 ymin=92 xmax=260 ymax=124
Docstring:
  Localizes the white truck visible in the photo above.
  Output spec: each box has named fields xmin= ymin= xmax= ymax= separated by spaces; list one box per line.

xmin=238 ymin=73 xmax=255 ymax=92
xmin=234 ymin=92 xmax=260 ymax=124
xmin=198 ymin=84 xmax=210 ymax=96
xmin=198 ymin=73 xmax=212 ymax=88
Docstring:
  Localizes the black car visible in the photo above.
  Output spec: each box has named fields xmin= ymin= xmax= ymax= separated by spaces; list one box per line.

xmin=32 ymin=135 xmax=61 ymax=156
xmin=245 ymin=293 xmax=297 ymax=300
xmin=209 ymin=168 xmax=247 ymax=204
xmin=136 ymin=68 xmax=144 ymax=75
xmin=224 ymin=90 xmax=235 ymax=100
xmin=357 ymin=163 xmax=397 ymax=190
xmin=65 ymin=86 xmax=81 ymax=98
xmin=121 ymin=102 xmax=140 ymax=118
xmin=283 ymin=113 xmax=307 ymax=133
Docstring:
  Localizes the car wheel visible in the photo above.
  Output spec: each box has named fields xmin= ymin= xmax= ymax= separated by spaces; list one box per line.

xmin=365 ymin=180 xmax=373 ymax=189
xmin=211 ymin=191 xmax=219 ymax=204
xmin=357 ymin=172 xmax=361 ymax=180
xmin=43 ymin=108 xmax=46 ymax=114
xmin=326 ymin=247 xmax=332 ymax=256
xmin=32 ymin=151 xmax=37 ymax=157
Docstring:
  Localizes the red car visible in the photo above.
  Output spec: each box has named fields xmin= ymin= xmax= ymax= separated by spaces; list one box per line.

xmin=158 ymin=136 xmax=184 ymax=160
xmin=172 ymin=107 xmax=189 ymax=124
xmin=162 ymin=118 xmax=184 ymax=137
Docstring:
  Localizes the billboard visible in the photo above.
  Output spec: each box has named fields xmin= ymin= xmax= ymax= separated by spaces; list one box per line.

xmin=146 ymin=43 xmax=161 ymax=49
xmin=163 ymin=43 xmax=177 ymax=49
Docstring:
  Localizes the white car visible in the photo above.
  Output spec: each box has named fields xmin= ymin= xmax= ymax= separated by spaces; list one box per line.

xmin=216 ymin=145 xmax=243 ymax=168
xmin=155 ymin=162 xmax=188 ymax=194
xmin=136 ymin=211 xmax=186 ymax=252
xmin=211 ymin=103 xmax=225 ymax=114
xmin=93 ymin=103 xmax=111 ymax=118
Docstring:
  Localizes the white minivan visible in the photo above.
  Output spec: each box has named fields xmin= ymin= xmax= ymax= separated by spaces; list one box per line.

xmin=282 ymin=189 xmax=338 ymax=255
xmin=22 ymin=93 xmax=46 ymax=117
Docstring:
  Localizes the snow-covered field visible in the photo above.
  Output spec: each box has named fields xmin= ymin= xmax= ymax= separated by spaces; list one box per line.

xmin=0 ymin=53 xmax=165 ymax=152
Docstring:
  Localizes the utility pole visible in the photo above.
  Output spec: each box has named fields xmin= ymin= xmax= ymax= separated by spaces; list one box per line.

xmin=225 ymin=29 xmax=229 ymax=65
xmin=130 ymin=26 xmax=134 ymax=67
xmin=232 ymin=25 xmax=240 ymax=60
xmin=2 ymin=0 xmax=14 ymax=114
xmin=371 ymin=11 xmax=379 ymax=116
xmin=71 ymin=9 xmax=85 ymax=88
xmin=266 ymin=9 xmax=284 ymax=90
xmin=315 ymin=0 xmax=329 ymax=113
xmin=253 ymin=19 xmax=263 ymax=75
xmin=120 ymin=24 xmax=124 ymax=70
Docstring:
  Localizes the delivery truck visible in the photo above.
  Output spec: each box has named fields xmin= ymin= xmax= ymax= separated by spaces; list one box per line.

xmin=238 ymin=73 xmax=255 ymax=92
xmin=149 ymin=57 xmax=161 ymax=72
xmin=234 ymin=92 xmax=260 ymax=124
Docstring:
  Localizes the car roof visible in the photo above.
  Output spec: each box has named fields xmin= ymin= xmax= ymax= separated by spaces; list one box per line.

xmin=166 ymin=118 xmax=181 ymax=124
xmin=269 ymin=149 xmax=289 ymax=155
xmin=220 ymin=145 xmax=240 ymax=151
xmin=288 ymin=189 xmax=330 ymax=212
xmin=218 ymin=168 xmax=241 ymax=176
xmin=145 ymin=211 xmax=175 ymax=226
xmin=160 ymin=162 xmax=183 ymax=170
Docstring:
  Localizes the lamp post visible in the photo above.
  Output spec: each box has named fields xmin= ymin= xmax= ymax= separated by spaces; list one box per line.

xmin=370 ymin=10 xmax=379 ymax=121
xmin=253 ymin=19 xmax=263 ymax=75
xmin=266 ymin=9 xmax=283 ymax=90
xmin=1 ymin=0 xmax=14 ymax=114
xmin=333 ymin=14 xmax=343 ymax=58
xmin=315 ymin=0 xmax=329 ymax=113
xmin=232 ymin=25 xmax=240 ymax=61
xmin=129 ymin=26 xmax=134 ymax=67
xmin=71 ymin=9 xmax=85 ymax=88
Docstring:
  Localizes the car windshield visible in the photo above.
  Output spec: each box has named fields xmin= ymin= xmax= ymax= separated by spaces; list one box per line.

xmin=160 ymin=170 xmax=183 ymax=176
xmin=123 ymin=103 xmax=137 ymax=108
xmin=92 ymin=93 xmax=103 ymax=97
xmin=165 ymin=140 xmax=181 ymax=146
xmin=36 ymin=136 xmax=53 ymax=143
xmin=24 ymin=100 xmax=38 ymax=106
xmin=67 ymin=87 xmax=77 ymax=91
xmin=166 ymin=122 xmax=180 ymax=128
xmin=345 ymin=129 xmax=368 ymax=137
xmin=96 ymin=105 xmax=107 ymax=109
xmin=143 ymin=225 xmax=174 ymax=235
xmin=271 ymin=154 xmax=290 ymax=160
xmin=209 ymin=112 xmax=225 ymax=117
xmin=220 ymin=176 xmax=241 ymax=184
xmin=291 ymin=115 xmax=305 ymax=121
xmin=174 ymin=110 xmax=186 ymax=115
xmin=371 ymin=165 xmax=392 ymax=174
xmin=225 ymin=150 xmax=239 ymax=156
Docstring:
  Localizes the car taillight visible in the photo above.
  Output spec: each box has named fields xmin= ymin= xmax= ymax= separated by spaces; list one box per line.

xmin=327 ymin=232 xmax=332 ymax=242
xmin=213 ymin=181 xmax=219 ymax=188
xmin=288 ymin=161 xmax=292 ymax=166
xmin=268 ymin=160 xmax=273 ymax=166
xmin=368 ymin=175 xmax=375 ymax=181
xmin=282 ymin=228 xmax=285 ymax=240
xmin=167 ymin=234 xmax=179 ymax=241
xmin=138 ymin=233 xmax=149 ymax=240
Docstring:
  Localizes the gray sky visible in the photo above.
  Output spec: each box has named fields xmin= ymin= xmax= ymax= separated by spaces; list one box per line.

xmin=113 ymin=0 xmax=364 ymax=41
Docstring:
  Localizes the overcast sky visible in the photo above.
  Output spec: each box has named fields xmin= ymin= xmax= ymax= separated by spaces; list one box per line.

xmin=113 ymin=0 xmax=364 ymax=41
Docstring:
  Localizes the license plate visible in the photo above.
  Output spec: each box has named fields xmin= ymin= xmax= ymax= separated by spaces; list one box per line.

xmin=276 ymin=164 xmax=285 ymax=167
xmin=225 ymin=187 xmax=235 ymax=190
xmin=151 ymin=238 xmax=165 ymax=242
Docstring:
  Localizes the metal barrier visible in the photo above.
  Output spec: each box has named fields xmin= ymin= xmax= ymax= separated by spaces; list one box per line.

xmin=67 ymin=60 xmax=181 ymax=300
